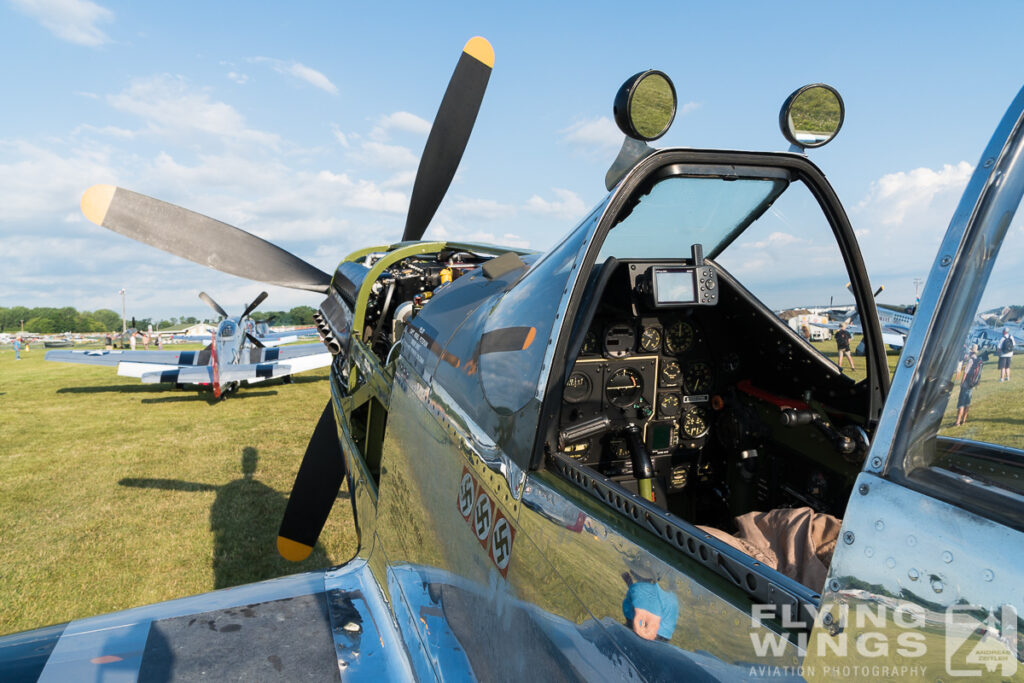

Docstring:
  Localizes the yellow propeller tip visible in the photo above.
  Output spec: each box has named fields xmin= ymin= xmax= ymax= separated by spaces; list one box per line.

xmin=277 ymin=536 xmax=313 ymax=562
xmin=464 ymin=36 xmax=494 ymax=69
xmin=81 ymin=184 xmax=116 ymax=226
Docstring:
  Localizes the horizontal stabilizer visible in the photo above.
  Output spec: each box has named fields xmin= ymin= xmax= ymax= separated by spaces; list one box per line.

xmin=216 ymin=363 xmax=292 ymax=383
xmin=140 ymin=366 xmax=213 ymax=385
xmin=47 ymin=349 xmax=203 ymax=367
xmin=118 ymin=362 xmax=180 ymax=379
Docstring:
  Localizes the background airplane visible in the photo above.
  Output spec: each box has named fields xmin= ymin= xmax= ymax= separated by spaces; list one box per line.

xmin=45 ymin=291 xmax=330 ymax=397
xmin=822 ymin=285 xmax=914 ymax=353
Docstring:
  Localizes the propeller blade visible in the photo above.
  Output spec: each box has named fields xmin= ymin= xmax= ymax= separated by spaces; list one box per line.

xmin=199 ymin=291 xmax=229 ymax=319
xmin=81 ymin=185 xmax=332 ymax=293
xmin=245 ymin=332 xmax=265 ymax=349
xmin=401 ymin=37 xmax=494 ymax=242
xmin=242 ymin=291 xmax=269 ymax=319
xmin=277 ymin=401 xmax=346 ymax=562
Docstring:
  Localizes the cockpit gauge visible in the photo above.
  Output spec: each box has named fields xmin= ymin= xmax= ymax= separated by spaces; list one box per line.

xmin=562 ymin=441 xmax=591 ymax=461
xmin=581 ymin=330 xmax=599 ymax=355
xmin=663 ymin=320 xmax=694 ymax=354
xmin=610 ymin=439 xmax=631 ymax=460
xmin=660 ymin=360 xmax=682 ymax=386
xmin=603 ymin=323 xmax=636 ymax=358
xmin=606 ymin=367 xmax=643 ymax=407
xmin=721 ymin=352 xmax=740 ymax=375
xmin=564 ymin=372 xmax=592 ymax=404
xmin=684 ymin=361 xmax=712 ymax=394
xmin=658 ymin=392 xmax=682 ymax=418
xmin=639 ymin=326 xmax=662 ymax=353
xmin=681 ymin=407 xmax=709 ymax=439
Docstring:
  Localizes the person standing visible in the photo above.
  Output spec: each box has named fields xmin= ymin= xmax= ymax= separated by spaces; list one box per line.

xmin=956 ymin=345 xmax=983 ymax=426
xmin=998 ymin=328 xmax=1014 ymax=382
xmin=835 ymin=321 xmax=855 ymax=371
xmin=129 ymin=332 xmax=137 ymax=351
xmin=13 ymin=337 xmax=21 ymax=360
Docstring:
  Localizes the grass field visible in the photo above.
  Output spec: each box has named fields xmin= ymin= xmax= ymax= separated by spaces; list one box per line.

xmin=0 ymin=345 xmax=357 ymax=635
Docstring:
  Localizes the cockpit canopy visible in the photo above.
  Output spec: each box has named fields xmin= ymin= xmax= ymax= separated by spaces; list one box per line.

xmin=219 ymin=320 xmax=238 ymax=338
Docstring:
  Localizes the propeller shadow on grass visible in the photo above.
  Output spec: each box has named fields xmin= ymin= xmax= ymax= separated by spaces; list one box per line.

xmin=119 ymin=447 xmax=349 ymax=589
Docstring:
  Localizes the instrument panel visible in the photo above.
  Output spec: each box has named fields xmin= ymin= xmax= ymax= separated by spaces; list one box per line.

xmin=560 ymin=311 xmax=718 ymax=485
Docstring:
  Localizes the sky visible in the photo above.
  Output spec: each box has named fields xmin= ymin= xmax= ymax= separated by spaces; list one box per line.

xmin=2 ymin=0 xmax=1024 ymax=322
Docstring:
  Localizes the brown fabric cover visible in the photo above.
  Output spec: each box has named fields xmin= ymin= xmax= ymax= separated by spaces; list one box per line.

xmin=698 ymin=507 xmax=842 ymax=592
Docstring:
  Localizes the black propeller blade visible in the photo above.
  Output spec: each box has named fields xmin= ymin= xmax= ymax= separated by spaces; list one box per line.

xmin=241 ymin=291 xmax=269 ymax=319
xmin=277 ymin=401 xmax=346 ymax=562
xmin=401 ymin=36 xmax=494 ymax=242
xmin=199 ymin=291 xmax=229 ymax=319
xmin=81 ymin=185 xmax=332 ymax=293
xmin=245 ymin=332 xmax=265 ymax=349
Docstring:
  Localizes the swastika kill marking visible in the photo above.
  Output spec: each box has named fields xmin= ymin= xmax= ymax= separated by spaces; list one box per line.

xmin=458 ymin=468 xmax=475 ymax=520
xmin=473 ymin=491 xmax=493 ymax=549
xmin=489 ymin=510 xmax=516 ymax=577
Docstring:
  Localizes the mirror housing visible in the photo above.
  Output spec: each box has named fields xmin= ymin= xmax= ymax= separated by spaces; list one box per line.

xmin=779 ymin=83 xmax=845 ymax=149
xmin=614 ymin=70 xmax=677 ymax=142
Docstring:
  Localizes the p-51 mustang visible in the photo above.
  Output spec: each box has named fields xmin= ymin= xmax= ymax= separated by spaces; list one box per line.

xmin=5 ymin=37 xmax=1024 ymax=681
xmin=45 ymin=291 xmax=330 ymax=398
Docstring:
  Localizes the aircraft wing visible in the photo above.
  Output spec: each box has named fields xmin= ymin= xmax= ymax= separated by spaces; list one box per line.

xmin=46 ymin=349 xmax=205 ymax=367
xmin=880 ymin=330 xmax=906 ymax=348
xmin=0 ymin=560 xmax=414 ymax=681
xmin=258 ymin=328 xmax=318 ymax=346
xmin=248 ymin=343 xmax=331 ymax=365
xmin=820 ymin=320 xmax=864 ymax=335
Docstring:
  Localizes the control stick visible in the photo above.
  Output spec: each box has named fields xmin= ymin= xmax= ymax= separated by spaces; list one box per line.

xmin=625 ymin=424 xmax=655 ymax=502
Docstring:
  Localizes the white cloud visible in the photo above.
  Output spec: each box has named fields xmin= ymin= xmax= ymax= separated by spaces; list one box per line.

xmin=0 ymin=139 xmax=117 ymax=223
xmin=227 ymin=71 xmax=249 ymax=85
xmin=370 ymin=111 xmax=431 ymax=141
xmin=331 ymin=125 xmax=349 ymax=148
xmin=458 ymin=231 xmax=531 ymax=249
xmin=857 ymin=161 xmax=973 ymax=226
xmin=560 ymin=117 xmax=621 ymax=153
xmin=380 ymin=170 xmax=416 ymax=189
xmin=250 ymin=57 xmax=338 ymax=95
xmin=107 ymin=75 xmax=280 ymax=148
xmin=351 ymin=141 xmax=419 ymax=169
xmin=10 ymin=0 xmax=113 ymax=47
xmin=452 ymin=197 xmax=516 ymax=220
xmin=283 ymin=62 xmax=337 ymax=95
xmin=741 ymin=231 xmax=804 ymax=250
xmin=524 ymin=189 xmax=586 ymax=221
xmin=680 ymin=101 xmax=701 ymax=115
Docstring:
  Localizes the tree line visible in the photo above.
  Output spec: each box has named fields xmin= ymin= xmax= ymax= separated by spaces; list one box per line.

xmin=0 ymin=305 xmax=318 ymax=334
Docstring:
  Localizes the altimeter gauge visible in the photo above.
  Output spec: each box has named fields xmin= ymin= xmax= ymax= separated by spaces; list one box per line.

xmin=664 ymin=320 xmax=694 ymax=354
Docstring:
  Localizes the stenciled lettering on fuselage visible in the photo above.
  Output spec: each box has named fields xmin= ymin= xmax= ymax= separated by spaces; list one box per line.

xmin=457 ymin=466 xmax=516 ymax=578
